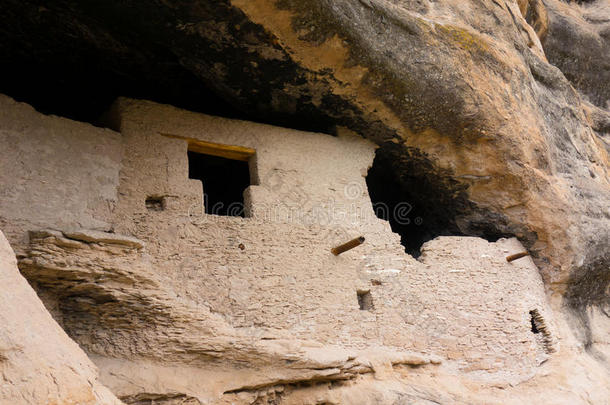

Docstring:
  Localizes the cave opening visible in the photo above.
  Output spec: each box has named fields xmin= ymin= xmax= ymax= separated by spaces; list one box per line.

xmin=188 ymin=151 xmax=251 ymax=218
xmin=0 ymin=59 xmax=341 ymax=135
xmin=0 ymin=61 xmax=250 ymax=129
xmin=365 ymin=144 xmax=471 ymax=257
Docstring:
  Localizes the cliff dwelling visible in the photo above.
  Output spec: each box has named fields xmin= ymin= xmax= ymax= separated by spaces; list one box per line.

xmin=1 ymin=95 xmax=563 ymax=402
xmin=0 ymin=1 xmax=609 ymax=404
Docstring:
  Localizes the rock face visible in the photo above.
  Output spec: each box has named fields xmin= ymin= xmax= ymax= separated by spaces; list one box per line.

xmin=0 ymin=230 xmax=121 ymax=405
xmin=1 ymin=95 xmax=609 ymax=403
xmin=0 ymin=0 xmax=608 ymax=403
xmin=540 ymin=0 xmax=610 ymax=110
xmin=218 ymin=0 xmax=610 ymax=321
xmin=0 ymin=0 xmax=608 ymax=289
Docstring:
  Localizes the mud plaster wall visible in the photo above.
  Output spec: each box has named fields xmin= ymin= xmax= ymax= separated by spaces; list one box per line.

xmin=0 ymin=95 xmax=557 ymax=384
xmin=0 ymin=94 xmax=122 ymax=246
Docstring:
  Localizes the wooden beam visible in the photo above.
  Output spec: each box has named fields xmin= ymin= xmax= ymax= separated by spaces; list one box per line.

xmin=331 ymin=236 xmax=365 ymax=256
xmin=506 ymin=251 xmax=529 ymax=262
xmin=160 ymin=132 xmax=255 ymax=161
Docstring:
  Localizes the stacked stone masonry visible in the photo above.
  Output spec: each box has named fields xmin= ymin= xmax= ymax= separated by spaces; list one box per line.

xmin=0 ymin=94 xmax=564 ymax=402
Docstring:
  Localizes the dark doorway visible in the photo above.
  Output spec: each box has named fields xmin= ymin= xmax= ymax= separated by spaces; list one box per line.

xmin=365 ymin=145 xmax=467 ymax=256
xmin=188 ymin=151 xmax=251 ymax=217
xmin=366 ymin=144 xmax=512 ymax=257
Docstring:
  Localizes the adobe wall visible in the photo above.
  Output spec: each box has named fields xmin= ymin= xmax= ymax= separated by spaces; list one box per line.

xmin=109 ymin=98 xmax=559 ymax=382
xmin=0 ymin=95 xmax=558 ymax=388
xmin=0 ymin=94 xmax=122 ymax=247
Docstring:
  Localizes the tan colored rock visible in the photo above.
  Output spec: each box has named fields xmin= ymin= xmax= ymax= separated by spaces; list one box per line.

xmin=518 ymin=0 xmax=549 ymax=42
xmin=540 ymin=0 xmax=610 ymax=109
xmin=223 ymin=0 xmax=610 ymax=290
xmin=2 ymin=96 xmax=607 ymax=403
xmin=0 ymin=0 xmax=608 ymax=401
xmin=0 ymin=230 xmax=122 ymax=405
xmin=62 ymin=229 xmax=145 ymax=249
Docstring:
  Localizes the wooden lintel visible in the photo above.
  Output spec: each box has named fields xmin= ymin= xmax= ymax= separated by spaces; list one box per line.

xmin=160 ymin=132 xmax=255 ymax=161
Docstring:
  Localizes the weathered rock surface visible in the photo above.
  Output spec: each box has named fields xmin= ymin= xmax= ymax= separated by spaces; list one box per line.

xmin=0 ymin=0 xmax=609 ymax=403
xmin=0 ymin=94 xmax=122 ymax=242
xmin=0 ymin=230 xmax=121 ymax=405
xmin=223 ymin=0 xmax=610 ymax=302
xmin=0 ymin=0 xmax=607 ymax=294
xmin=0 ymin=95 xmax=606 ymax=403
xmin=17 ymin=229 xmax=442 ymax=403
xmin=540 ymin=0 xmax=610 ymax=109
xmin=15 ymin=228 xmax=610 ymax=404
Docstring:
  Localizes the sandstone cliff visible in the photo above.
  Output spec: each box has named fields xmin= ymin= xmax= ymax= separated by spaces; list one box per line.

xmin=0 ymin=231 xmax=121 ymax=405
xmin=0 ymin=0 xmax=608 ymax=404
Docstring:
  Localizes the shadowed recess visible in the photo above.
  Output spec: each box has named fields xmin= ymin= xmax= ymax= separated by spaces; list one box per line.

xmin=188 ymin=151 xmax=251 ymax=217
xmin=366 ymin=143 xmax=509 ymax=256
xmin=0 ymin=0 xmax=342 ymax=134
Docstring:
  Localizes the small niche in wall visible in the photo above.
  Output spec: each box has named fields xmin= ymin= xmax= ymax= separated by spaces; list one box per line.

xmin=146 ymin=196 xmax=166 ymax=211
xmin=529 ymin=309 xmax=555 ymax=354
xmin=357 ymin=290 xmax=374 ymax=311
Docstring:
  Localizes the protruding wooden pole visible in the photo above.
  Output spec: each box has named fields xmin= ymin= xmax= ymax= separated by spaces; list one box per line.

xmin=506 ymin=251 xmax=529 ymax=262
xmin=331 ymin=236 xmax=365 ymax=256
